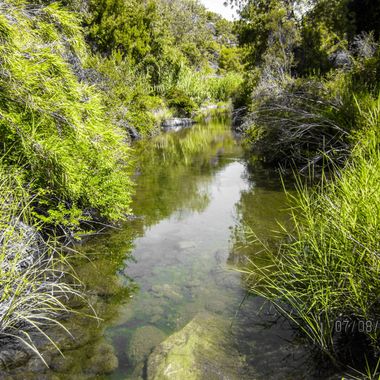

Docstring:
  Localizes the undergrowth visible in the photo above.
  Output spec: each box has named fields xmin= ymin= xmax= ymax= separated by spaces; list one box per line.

xmin=0 ymin=164 xmax=85 ymax=363
xmin=0 ymin=0 xmax=133 ymax=228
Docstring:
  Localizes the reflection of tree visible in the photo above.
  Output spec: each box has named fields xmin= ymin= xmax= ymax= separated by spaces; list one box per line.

xmin=243 ymin=153 xmax=296 ymax=190
xmin=229 ymin=162 xmax=292 ymax=266
xmin=70 ymin=119 xmax=241 ymax=337
xmin=10 ymin=120 xmax=243 ymax=376
xmin=132 ymin=121 xmax=241 ymax=227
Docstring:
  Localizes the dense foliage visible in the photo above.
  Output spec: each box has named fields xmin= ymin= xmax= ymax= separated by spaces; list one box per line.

xmin=234 ymin=0 xmax=380 ymax=375
xmin=0 ymin=0 xmax=243 ymax=355
xmin=0 ymin=0 xmax=133 ymax=231
xmin=234 ymin=0 xmax=380 ymax=171
xmin=82 ymin=0 xmax=243 ymax=134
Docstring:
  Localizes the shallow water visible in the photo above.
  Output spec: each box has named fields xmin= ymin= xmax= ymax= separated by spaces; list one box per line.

xmin=2 ymin=119 xmax=335 ymax=379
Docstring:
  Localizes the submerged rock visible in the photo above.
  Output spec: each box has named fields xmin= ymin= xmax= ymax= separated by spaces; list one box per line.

xmin=127 ymin=326 xmax=167 ymax=366
xmin=147 ymin=312 xmax=249 ymax=380
xmin=85 ymin=342 xmax=119 ymax=374
xmin=161 ymin=118 xmax=195 ymax=129
xmin=151 ymin=284 xmax=183 ymax=302
xmin=177 ymin=240 xmax=196 ymax=250
xmin=0 ymin=348 xmax=29 ymax=370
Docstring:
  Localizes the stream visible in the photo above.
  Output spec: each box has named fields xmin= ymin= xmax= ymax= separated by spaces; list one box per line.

xmin=2 ymin=119 xmax=334 ymax=379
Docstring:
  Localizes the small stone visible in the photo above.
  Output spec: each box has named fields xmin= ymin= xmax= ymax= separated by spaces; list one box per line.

xmin=177 ymin=241 xmax=196 ymax=250
xmin=150 ymin=284 xmax=183 ymax=302
xmin=205 ymin=299 xmax=227 ymax=314
xmin=150 ymin=314 xmax=162 ymax=324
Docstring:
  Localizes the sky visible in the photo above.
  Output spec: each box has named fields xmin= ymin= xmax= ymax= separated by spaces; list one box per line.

xmin=199 ymin=0 xmax=238 ymax=21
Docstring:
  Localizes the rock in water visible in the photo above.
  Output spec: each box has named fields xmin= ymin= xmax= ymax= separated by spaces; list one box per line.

xmin=151 ymin=284 xmax=183 ymax=302
xmin=161 ymin=118 xmax=194 ymax=130
xmin=85 ymin=342 xmax=119 ymax=374
xmin=147 ymin=312 xmax=249 ymax=380
xmin=127 ymin=326 xmax=167 ymax=366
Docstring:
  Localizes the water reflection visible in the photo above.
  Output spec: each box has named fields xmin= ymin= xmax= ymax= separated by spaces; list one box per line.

xmin=132 ymin=120 xmax=239 ymax=226
xmin=2 ymin=120 xmax=327 ymax=379
xmin=229 ymin=165 xmax=292 ymax=266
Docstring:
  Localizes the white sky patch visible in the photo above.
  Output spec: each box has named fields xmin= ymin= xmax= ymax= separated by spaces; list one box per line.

xmin=199 ymin=0 xmax=238 ymax=20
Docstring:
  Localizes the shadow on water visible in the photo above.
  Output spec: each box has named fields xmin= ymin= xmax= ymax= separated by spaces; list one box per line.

xmin=2 ymin=119 xmax=341 ymax=379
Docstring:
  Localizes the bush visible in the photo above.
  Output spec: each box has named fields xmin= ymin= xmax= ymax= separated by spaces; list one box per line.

xmin=166 ymin=88 xmax=197 ymax=117
xmin=0 ymin=1 xmax=133 ymax=227
xmin=86 ymin=52 xmax=161 ymax=136
xmin=240 ymin=38 xmax=380 ymax=172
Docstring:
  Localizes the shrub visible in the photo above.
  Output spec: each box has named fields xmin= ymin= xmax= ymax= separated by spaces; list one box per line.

xmin=166 ymin=88 xmax=197 ymax=117
xmin=240 ymin=37 xmax=380 ymax=173
xmin=86 ymin=52 xmax=161 ymax=136
xmin=0 ymin=0 xmax=133 ymax=227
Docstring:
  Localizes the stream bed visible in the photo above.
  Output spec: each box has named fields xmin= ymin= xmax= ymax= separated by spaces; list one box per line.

xmin=2 ymin=119 xmax=336 ymax=379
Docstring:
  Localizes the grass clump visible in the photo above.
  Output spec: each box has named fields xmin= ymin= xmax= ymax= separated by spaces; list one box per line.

xmin=173 ymin=66 xmax=243 ymax=107
xmin=0 ymin=165 xmax=83 ymax=363
xmin=241 ymin=94 xmax=380 ymax=371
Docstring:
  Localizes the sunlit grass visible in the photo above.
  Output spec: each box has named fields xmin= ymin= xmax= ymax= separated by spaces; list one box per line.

xmin=240 ymin=93 xmax=380 ymax=370
xmin=0 ymin=165 xmax=88 ymax=364
xmin=179 ymin=68 xmax=243 ymax=105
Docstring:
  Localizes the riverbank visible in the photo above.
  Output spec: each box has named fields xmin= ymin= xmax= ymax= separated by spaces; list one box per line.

xmin=233 ymin=1 xmax=380 ymax=374
xmin=241 ymin=97 xmax=380 ymax=374
xmin=1 ymin=120 xmax=325 ymax=379
xmin=0 ymin=0 xmax=243 ymax=358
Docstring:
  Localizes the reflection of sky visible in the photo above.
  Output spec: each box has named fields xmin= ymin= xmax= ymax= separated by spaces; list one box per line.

xmin=199 ymin=0 xmax=238 ymax=20
xmin=125 ymin=161 xmax=249 ymax=282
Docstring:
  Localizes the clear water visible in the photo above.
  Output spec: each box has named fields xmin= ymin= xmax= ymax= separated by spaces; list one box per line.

xmin=3 ymin=119 xmax=336 ymax=379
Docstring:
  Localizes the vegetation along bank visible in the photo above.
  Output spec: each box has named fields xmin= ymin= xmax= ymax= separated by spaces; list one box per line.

xmin=0 ymin=0 xmax=380 ymax=377
xmin=232 ymin=0 xmax=380 ymax=376
xmin=0 ymin=0 xmax=242 ymax=359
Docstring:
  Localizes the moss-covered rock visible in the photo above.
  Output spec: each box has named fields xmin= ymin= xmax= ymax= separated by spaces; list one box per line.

xmin=147 ymin=312 xmax=248 ymax=380
xmin=85 ymin=342 xmax=119 ymax=375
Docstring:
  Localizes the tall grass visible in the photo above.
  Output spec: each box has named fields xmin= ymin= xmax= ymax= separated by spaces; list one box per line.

xmin=169 ymin=66 xmax=243 ymax=105
xmin=0 ymin=165 xmax=86 ymax=364
xmin=240 ymin=93 xmax=380 ymax=370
